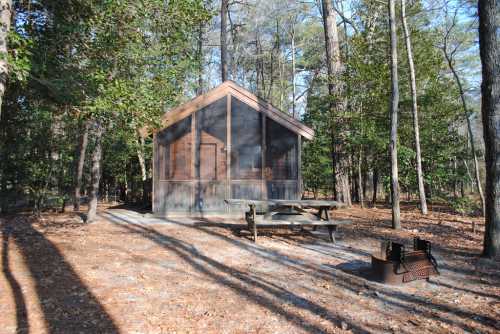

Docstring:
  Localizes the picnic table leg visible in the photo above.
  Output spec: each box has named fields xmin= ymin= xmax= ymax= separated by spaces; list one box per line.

xmin=248 ymin=204 xmax=257 ymax=242
xmin=324 ymin=208 xmax=336 ymax=243
xmin=313 ymin=207 xmax=323 ymax=231
xmin=327 ymin=225 xmax=337 ymax=243
xmin=323 ymin=207 xmax=330 ymax=221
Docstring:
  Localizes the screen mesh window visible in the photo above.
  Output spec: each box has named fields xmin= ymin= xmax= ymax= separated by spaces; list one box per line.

xmin=231 ymin=97 xmax=262 ymax=179
xmin=266 ymin=118 xmax=298 ymax=180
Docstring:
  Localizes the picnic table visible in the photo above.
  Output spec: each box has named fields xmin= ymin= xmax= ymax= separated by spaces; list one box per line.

xmin=225 ymin=199 xmax=352 ymax=243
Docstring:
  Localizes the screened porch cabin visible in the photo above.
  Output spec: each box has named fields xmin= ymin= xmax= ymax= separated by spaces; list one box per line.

xmin=153 ymin=81 xmax=314 ymax=216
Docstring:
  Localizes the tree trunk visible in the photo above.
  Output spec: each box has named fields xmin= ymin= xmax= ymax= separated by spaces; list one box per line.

xmin=86 ymin=123 xmax=104 ymax=223
xmin=321 ymin=0 xmax=341 ymax=93
xmin=230 ymin=19 xmax=239 ymax=83
xmin=357 ymin=149 xmax=365 ymax=208
xmin=220 ymin=0 xmax=228 ymax=82
xmin=362 ymin=167 xmax=368 ymax=199
xmin=401 ymin=0 xmax=427 ymax=215
xmin=0 ymin=0 xmax=12 ymax=121
xmin=321 ymin=0 xmax=350 ymax=206
xmin=351 ymin=161 xmax=357 ymax=202
xmin=257 ymin=37 xmax=265 ymax=96
xmin=443 ymin=40 xmax=486 ymax=216
xmin=478 ymin=0 xmax=499 ymax=258
xmin=330 ymin=133 xmax=337 ymax=200
xmin=73 ymin=120 xmax=90 ymax=211
xmin=372 ymin=168 xmax=378 ymax=207
xmin=471 ymin=146 xmax=485 ymax=214
xmin=1 ymin=171 xmax=7 ymax=213
xmin=197 ymin=22 xmax=204 ymax=95
xmin=255 ymin=33 xmax=262 ymax=95
xmin=136 ymin=133 xmax=148 ymax=205
xmin=388 ymin=0 xmax=401 ymax=229
xmin=266 ymin=21 xmax=279 ymax=101
xmin=291 ymin=23 xmax=297 ymax=118
xmin=463 ymin=158 xmax=473 ymax=190
xmin=279 ymin=46 xmax=284 ymax=111
xmin=453 ymin=157 xmax=458 ymax=198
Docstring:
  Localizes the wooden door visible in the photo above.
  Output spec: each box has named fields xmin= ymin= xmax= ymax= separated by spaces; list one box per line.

xmin=200 ymin=143 xmax=217 ymax=180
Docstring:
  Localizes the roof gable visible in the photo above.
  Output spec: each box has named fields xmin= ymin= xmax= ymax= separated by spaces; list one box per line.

xmin=158 ymin=81 xmax=314 ymax=140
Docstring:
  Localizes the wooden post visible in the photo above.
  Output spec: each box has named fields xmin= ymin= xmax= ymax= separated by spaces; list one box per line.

xmin=261 ymin=114 xmax=267 ymax=200
xmin=251 ymin=204 xmax=257 ymax=242
xmin=226 ymin=94 xmax=231 ymax=212
xmin=191 ymin=112 xmax=196 ymax=211
xmin=328 ymin=225 xmax=336 ymax=243
xmin=152 ymin=133 xmax=157 ymax=213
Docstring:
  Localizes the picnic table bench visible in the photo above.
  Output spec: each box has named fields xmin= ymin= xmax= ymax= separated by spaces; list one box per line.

xmin=225 ymin=199 xmax=352 ymax=243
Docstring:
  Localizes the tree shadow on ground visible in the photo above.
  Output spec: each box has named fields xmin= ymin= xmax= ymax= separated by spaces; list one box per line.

xmin=103 ymin=210 xmax=500 ymax=333
xmin=428 ymin=280 xmax=500 ymax=301
xmin=107 ymin=203 xmax=151 ymax=214
xmin=103 ymin=211 xmax=375 ymax=334
xmin=2 ymin=225 xmax=29 ymax=333
xmin=0 ymin=216 xmax=119 ymax=334
xmin=193 ymin=218 xmax=347 ymax=246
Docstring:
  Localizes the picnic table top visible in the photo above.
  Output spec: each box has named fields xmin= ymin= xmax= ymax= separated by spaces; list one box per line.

xmin=224 ymin=198 xmax=345 ymax=208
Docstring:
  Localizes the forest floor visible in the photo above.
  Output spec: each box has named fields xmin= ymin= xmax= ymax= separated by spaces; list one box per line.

xmin=0 ymin=203 xmax=499 ymax=334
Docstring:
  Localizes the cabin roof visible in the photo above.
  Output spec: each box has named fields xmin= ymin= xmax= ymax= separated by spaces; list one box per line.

xmin=157 ymin=81 xmax=314 ymax=140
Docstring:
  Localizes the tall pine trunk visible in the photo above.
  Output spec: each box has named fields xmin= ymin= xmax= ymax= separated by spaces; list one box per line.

xmin=197 ymin=23 xmax=204 ymax=95
xmin=136 ymin=133 xmax=148 ymax=205
xmin=86 ymin=124 xmax=104 ymax=223
xmin=0 ymin=0 xmax=12 ymax=121
xmin=321 ymin=0 xmax=351 ymax=206
xmin=357 ymin=149 xmax=364 ymax=208
xmin=291 ymin=23 xmax=297 ymax=118
xmin=400 ymin=0 xmax=427 ymax=215
xmin=443 ymin=40 xmax=486 ymax=216
xmin=372 ymin=167 xmax=378 ymax=207
xmin=389 ymin=0 xmax=401 ymax=229
xmin=73 ymin=120 xmax=90 ymax=211
xmin=478 ymin=0 xmax=499 ymax=258
xmin=456 ymin=70 xmax=485 ymax=216
xmin=220 ymin=0 xmax=228 ymax=82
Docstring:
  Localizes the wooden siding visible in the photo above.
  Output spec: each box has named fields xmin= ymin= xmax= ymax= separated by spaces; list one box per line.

xmin=155 ymin=181 xmax=194 ymax=212
xmin=194 ymin=181 xmax=227 ymax=212
xmin=199 ymin=132 xmax=226 ymax=180
xmin=157 ymin=116 xmax=192 ymax=181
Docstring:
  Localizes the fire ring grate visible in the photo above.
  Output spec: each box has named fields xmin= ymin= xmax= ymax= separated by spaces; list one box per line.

xmin=371 ymin=237 xmax=439 ymax=285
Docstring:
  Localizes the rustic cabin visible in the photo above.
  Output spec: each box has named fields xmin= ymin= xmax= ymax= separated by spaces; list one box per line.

xmin=153 ymin=81 xmax=314 ymax=216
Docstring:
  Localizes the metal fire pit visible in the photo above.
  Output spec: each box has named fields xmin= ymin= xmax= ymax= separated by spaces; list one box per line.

xmin=371 ymin=237 xmax=439 ymax=285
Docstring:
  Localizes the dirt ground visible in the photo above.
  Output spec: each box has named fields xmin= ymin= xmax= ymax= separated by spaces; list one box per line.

xmin=1 ymin=204 xmax=499 ymax=334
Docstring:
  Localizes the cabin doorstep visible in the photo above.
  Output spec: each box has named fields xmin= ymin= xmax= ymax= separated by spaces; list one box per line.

xmin=152 ymin=81 xmax=314 ymax=216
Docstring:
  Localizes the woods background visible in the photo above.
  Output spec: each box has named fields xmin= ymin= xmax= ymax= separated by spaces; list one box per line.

xmin=0 ymin=0 xmax=497 ymax=254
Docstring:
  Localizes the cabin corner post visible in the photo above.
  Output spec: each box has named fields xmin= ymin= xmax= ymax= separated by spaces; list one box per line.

xmin=226 ymin=94 xmax=231 ymax=212
xmin=261 ymin=114 xmax=267 ymax=200
xmin=191 ymin=112 xmax=196 ymax=212
xmin=152 ymin=132 xmax=157 ymax=214
xmin=298 ymin=134 xmax=302 ymax=199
